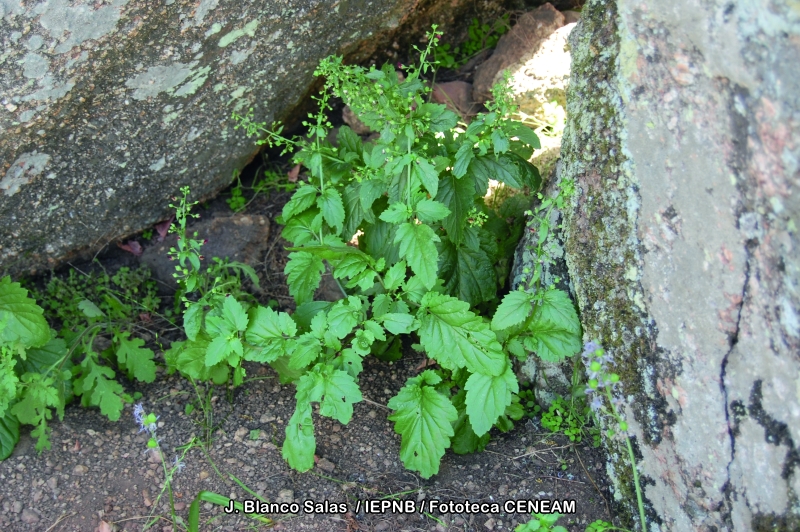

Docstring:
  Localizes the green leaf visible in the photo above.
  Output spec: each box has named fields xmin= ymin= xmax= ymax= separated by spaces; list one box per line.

xmin=72 ymin=360 xmax=125 ymax=421
xmin=326 ymin=296 xmax=362 ymax=339
xmin=381 ymin=313 xmax=417 ymax=335
xmin=394 ymin=223 xmax=440 ymax=290
xmin=451 ymin=390 xmax=490 ymax=455
xmin=491 ymin=129 xmax=509 ymax=153
xmin=383 ymin=260 xmax=407 ymax=292
xmin=0 ymin=411 xmax=20 ymax=461
xmin=453 ymin=143 xmax=474 ymax=178
xmin=78 ymin=299 xmax=104 ymax=318
xmin=342 ymin=183 xmax=365 ymax=239
xmin=337 ymin=125 xmax=363 ymax=155
xmin=281 ymin=184 xmax=318 ymax=221
xmin=288 ymin=334 xmax=321 ymax=370
xmin=115 ymin=332 xmax=157 ymax=383
xmin=439 ymin=242 xmax=496 ymax=306
xmin=469 ymin=154 xmax=522 ymax=191
xmin=465 ymin=365 xmax=518 ymax=436
xmin=297 ymin=364 xmax=362 ymax=424
xmin=379 ymin=202 xmax=412 ymax=224
xmin=282 ymin=209 xmax=322 ymax=246
xmin=436 ymin=173 xmax=475 ymax=245
xmin=317 ymin=187 xmax=346 ymax=234
xmin=508 ymin=121 xmax=541 ymax=149
xmin=285 ymin=251 xmax=325 ymax=305
xmin=333 ymin=348 xmax=364 ymax=378
xmin=169 ymin=336 xmax=230 ymax=383
xmin=387 ymin=370 xmax=457 ymax=478
xmin=183 ymin=302 xmax=204 ymax=341
xmin=492 ymin=291 xmax=534 ymax=331
xmin=412 ymin=158 xmax=439 ymax=197
xmin=293 ymin=301 xmax=333 ymax=330
xmin=221 ymin=296 xmax=248 ymax=332
xmin=526 ymin=289 xmax=582 ymax=362
xmin=418 ymin=292 xmax=506 ymax=376
xmin=282 ymin=402 xmax=315 ymax=472
xmin=0 ymin=276 xmax=50 ymax=348
xmin=415 ymin=199 xmax=451 ymax=223
xmin=507 ymin=152 xmax=542 ymax=190
xmin=245 ymin=306 xmax=297 ymax=363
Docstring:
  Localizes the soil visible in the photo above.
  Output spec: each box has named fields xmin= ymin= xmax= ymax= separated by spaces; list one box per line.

xmin=1 ymin=177 xmax=615 ymax=532
xmin=1 ymin=15 xmax=615 ymax=530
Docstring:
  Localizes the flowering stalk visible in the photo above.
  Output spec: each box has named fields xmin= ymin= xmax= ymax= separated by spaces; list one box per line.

xmin=582 ymin=343 xmax=647 ymax=532
xmin=134 ymin=403 xmax=189 ymax=528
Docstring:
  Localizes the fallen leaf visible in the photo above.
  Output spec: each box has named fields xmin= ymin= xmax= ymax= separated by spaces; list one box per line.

xmin=70 ymin=439 xmax=81 ymax=453
xmin=414 ymin=357 xmax=438 ymax=372
xmin=287 ymin=164 xmax=301 ymax=183
xmin=138 ymin=313 xmax=152 ymax=323
xmin=96 ymin=521 xmax=113 ymax=532
xmin=117 ymin=240 xmax=143 ymax=256
xmin=155 ymin=215 xmax=174 ymax=241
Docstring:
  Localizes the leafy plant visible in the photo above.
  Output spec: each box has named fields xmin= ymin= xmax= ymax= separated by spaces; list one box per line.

xmin=145 ymin=25 xmax=579 ymax=480
xmin=433 ymin=15 xmax=510 ymax=70
xmin=0 ymin=265 xmax=166 ymax=459
xmin=515 ymin=512 xmax=568 ymax=532
xmin=227 ymin=166 xmax=298 ymax=213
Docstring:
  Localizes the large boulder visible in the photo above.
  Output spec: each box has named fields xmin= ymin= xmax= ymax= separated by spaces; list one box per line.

xmin=516 ymin=0 xmax=800 ymax=529
xmin=0 ymin=0 xmax=506 ymax=277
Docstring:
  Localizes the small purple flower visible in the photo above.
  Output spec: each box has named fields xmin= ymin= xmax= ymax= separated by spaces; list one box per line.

xmin=589 ymin=395 xmax=604 ymax=412
xmin=582 ymin=341 xmax=601 ymax=357
xmin=171 ymin=455 xmax=185 ymax=473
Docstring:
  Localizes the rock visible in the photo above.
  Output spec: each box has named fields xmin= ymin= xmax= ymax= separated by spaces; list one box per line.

xmin=20 ymin=508 xmax=40 ymax=524
xmin=547 ymin=0 xmax=800 ymax=529
xmin=0 ymin=0 xmax=509 ymax=277
xmin=139 ymin=213 xmax=269 ymax=291
xmin=562 ymin=10 xmax=581 ymax=24
xmin=472 ymin=4 xmax=565 ymax=103
xmin=431 ymin=81 xmax=478 ymax=119
xmin=46 ymin=477 xmax=58 ymax=490
xmin=199 ymin=470 xmax=209 ymax=480
xmin=12 ymin=500 xmax=22 ymax=513
xmin=316 ymin=457 xmax=335 ymax=473
xmin=342 ymin=106 xmax=372 ymax=135
xmin=483 ymin=518 xmax=496 ymax=530
xmin=276 ymin=489 xmax=294 ymax=504
xmin=72 ymin=464 xmax=88 ymax=475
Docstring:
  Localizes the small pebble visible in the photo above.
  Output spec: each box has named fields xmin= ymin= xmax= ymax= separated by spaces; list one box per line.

xmin=199 ymin=471 xmax=209 ymax=480
xmin=21 ymin=508 xmax=40 ymax=524
xmin=276 ymin=489 xmax=294 ymax=504
xmin=72 ymin=465 xmax=88 ymax=475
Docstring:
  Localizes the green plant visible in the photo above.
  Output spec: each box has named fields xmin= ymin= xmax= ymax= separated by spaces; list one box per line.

xmin=227 ymin=170 xmax=247 ymax=212
xmin=226 ymin=26 xmax=581 ymax=479
xmin=142 ymin=228 xmax=154 ymax=240
xmin=515 ymin=513 xmax=568 ymax=532
xmin=433 ymin=15 xmax=510 ymax=70
xmin=0 ymin=266 xmax=164 ymax=459
xmin=227 ymin=166 xmax=298 ymax=213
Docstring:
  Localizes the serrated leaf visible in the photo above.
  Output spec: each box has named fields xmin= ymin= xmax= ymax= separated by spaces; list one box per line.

xmin=450 ymin=391 xmax=490 ymax=455
xmin=73 ymin=361 xmax=124 ymax=421
xmin=282 ymin=208 xmax=321 ymax=246
xmin=326 ymin=296 xmax=362 ymax=339
xmin=492 ymin=291 xmax=534 ymax=331
xmin=317 ymin=188 xmax=345 ymax=234
xmin=281 ymin=185 xmax=318 ymax=221
xmin=115 ymin=332 xmax=156 ymax=383
xmin=394 ymin=223 xmax=440 ymax=290
xmin=246 ymin=306 xmax=297 ymax=363
xmin=221 ymin=296 xmax=248 ymax=332
xmin=526 ymin=289 xmax=582 ymax=362
xmin=491 ymin=129 xmax=509 ymax=154
xmin=78 ymin=299 xmax=104 ymax=318
xmin=170 ymin=335 xmax=229 ymax=383
xmin=183 ymin=302 xmax=204 ymax=341
xmin=285 ymin=252 xmax=325 ymax=305
xmin=415 ymin=199 xmax=451 ymax=223
xmin=342 ymin=183 xmax=365 ymax=239
xmin=381 ymin=313 xmax=417 ymax=335
xmin=0 ymin=411 xmax=20 ymax=460
xmin=508 ymin=121 xmax=541 ymax=149
xmin=387 ymin=370 xmax=457 ymax=478
xmin=439 ymin=242 xmax=496 ymax=306
xmin=337 ymin=125 xmax=363 ymax=155
xmin=453 ymin=143 xmax=474 ymax=178
xmin=436 ymin=174 xmax=475 ymax=245
xmin=465 ymin=365 xmax=517 ymax=436
xmin=282 ymin=402 xmax=316 ymax=471
xmin=205 ymin=335 xmax=241 ymax=366
xmin=289 ymin=333 xmax=321 ymax=370
xmin=333 ymin=348 xmax=364 ymax=378
xmin=362 ymin=320 xmax=386 ymax=341
xmin=418 ymin=292 xmax=506 ymax=376
xmin=469 ymin=154 xmax=522 ymax=192
xmin=0 ymin=277 xmax=50 ymax=348
xmin=297 ymin=364 xmax=362 ymax=424
xmin=379 ymin=202 xmax=411 ymax=224
xmin=383 ymin=260 xmax=407 ymax=292
xmin=412 ymin=158 xmax=439 ymax=197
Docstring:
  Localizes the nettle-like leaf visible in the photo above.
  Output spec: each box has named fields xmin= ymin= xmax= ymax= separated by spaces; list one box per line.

xmin=387 ymin=370 xmax=457 ymax=478
xmin=245 ymin=306 xmax=297 ymax=363
xmin=436 ymin=173 xmax=475 ymax=245
xmin=395 ymin=223 xmax=440 ymax=289
xmin=183 ymin=302 xmax=204 ymax=341
xmin=464 ymin=364 xmax=518 ymax=436
xmin=492 ymin=290 xmax=534 ymax=331
xmin=296 ymin=363 xmax=362 ymax=424
xmin=285 ymin=251 xmax=325 ymax=305
xmin=168 ymin=336 xmax=230 ymax=384
xmin=282 ymin=402 xmax=316 ymax=471
xmin=439 ymin=242 xmax=496 ymax=307
xmin=115 ymin=332 xmax=156 ymax=383
xmin=282 ymin=184 xmax=318 ymax=221
xmin=317 ymin=188 xmax=346 ymax=234
xmin=327 ymin=296 xmax=362 ymax=339
xmin=415 ymin=199 xmax=451 ymax=223
xmin=0 ymin=411 xmax=20 ymax=461
xmin=525 ymin=289 xmax=582 ymax=362
xmin=450 ymin=390 xmax=490 ymax=455
xmin=0 ymin=276 xmax=50 ymax=349
xmin=417 ymin=292 xmax=506 ymax=376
